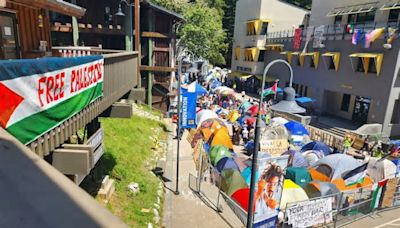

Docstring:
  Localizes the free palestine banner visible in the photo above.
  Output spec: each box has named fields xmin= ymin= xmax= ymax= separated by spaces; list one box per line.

xmin=0 ymin=56 xmax=104 ymax=144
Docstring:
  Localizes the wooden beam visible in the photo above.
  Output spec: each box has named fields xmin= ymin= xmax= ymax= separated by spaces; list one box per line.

xmin=141 ymin=31 xmax=170 ymax=39
xmin=153 ymin=47 xmax=169 ymax=52
xmin=140 ymin=65 xmax=176 ymax=72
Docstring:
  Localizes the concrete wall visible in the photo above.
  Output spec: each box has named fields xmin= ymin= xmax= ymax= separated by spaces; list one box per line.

xmin=323 ymin=91 xmax=356 ymax=120
xmin=232 ymin=0 xmax=308 ymax=75
xmin=264 ymin=38 xmax=400 ymax=136
xmin=309 ymin=0 xmax=394 ymax=27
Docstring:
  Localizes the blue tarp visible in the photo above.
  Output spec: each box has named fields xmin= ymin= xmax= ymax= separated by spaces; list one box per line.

xmin=284 ymin=121 xmax=309 ymax=136
xmin=296 ymin=97 xmax=314 ymax=104
xmin=301 ymin=141 xmax=331 ymax=156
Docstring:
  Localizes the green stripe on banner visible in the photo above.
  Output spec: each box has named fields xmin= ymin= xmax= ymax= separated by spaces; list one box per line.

xmin=7 ymin=82 xmax=103 ymax=144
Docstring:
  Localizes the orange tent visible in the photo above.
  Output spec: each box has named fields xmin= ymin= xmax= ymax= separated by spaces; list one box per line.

xmin=210 ymin=127 xmax=234 ymax=150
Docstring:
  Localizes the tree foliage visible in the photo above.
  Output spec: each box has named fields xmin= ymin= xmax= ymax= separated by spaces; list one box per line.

xmin=150 ymin=0 xmax=227 ymax=65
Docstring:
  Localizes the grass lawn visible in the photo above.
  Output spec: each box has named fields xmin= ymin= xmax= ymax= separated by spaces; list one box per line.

xmin=81 ymin=112 xmax=167 ymax=227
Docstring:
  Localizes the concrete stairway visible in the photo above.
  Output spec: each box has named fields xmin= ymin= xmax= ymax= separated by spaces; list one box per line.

xmin=98 ymin=175 xmax=115 ymax=203
xmin=310 ymin=121 xmax=347 ymax=138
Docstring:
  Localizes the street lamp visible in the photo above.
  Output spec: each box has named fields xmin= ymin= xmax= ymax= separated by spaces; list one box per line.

xmin=115 ymin=0 xmax=134 ymax=51
xmin=246 ymin=59 xmax=300 ymax=227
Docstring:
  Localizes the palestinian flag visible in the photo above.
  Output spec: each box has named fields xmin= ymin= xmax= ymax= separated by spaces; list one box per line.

xmin=0 ymin=56 xmax=104 ymax=144
xmin=262 ymin=82 xmax=278 ymax=97
xmin=342 ymin=163 xmax=368 ymax=186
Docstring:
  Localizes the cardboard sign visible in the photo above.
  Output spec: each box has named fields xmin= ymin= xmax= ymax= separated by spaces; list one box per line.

xmin=286 ymin=197 xmax=333 ymax=227
xmin=260 ymin=139 xmax=289 ymax=157
xmin=313 ymin=25 xmax=326 ymax=48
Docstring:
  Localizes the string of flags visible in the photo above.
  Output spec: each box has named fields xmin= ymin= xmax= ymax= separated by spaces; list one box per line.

xmin=350 ymin=26 xmax=399 ymax=49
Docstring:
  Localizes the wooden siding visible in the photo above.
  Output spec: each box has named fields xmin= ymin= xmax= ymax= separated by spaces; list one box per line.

xmin=6 ymin=2 xmax=52 ymax=58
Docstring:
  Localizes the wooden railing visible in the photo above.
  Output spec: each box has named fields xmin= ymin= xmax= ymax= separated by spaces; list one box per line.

xmin=27 ymin=51 xmax=140 ymax=157
xmin=52 ymin=46 xmax=123 ymax=57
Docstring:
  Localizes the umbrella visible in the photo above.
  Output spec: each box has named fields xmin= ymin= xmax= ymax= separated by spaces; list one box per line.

xmin=367 ymin=158 xmax=397 ymax=182
xmin=303 ymin=181 xmax=340 ymax=199
xmin=272 ymin=117 xmax=289 ymax=125
xmin=209 ymin=145 xmax=232 ymax=166
xmin=285 ymin=167 xmax=312 ymax=188
xmin=280 ymin=179 xmax=309 ymax=209
xmin=196 ymin=110 xmax=218 ymax=125
xmin=187 ymin=81 xmax=207 ymax=95
xmin=221 ymin=169 xmax=249 ymax=196
xmin=301 ymin=141 xmax=332 ymax=156
xmin=210 ymin=127 xmax=234 ymax=150
xmin=216 ymin=157 xmax=240 ymax=173
xmin=282 ymin=150 xmax=308 ymax=168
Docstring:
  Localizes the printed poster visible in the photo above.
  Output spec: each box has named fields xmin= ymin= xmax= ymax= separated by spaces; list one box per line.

xmin=293 ymin=28 xmax=302 ymax=49
xmin=313 ymin=25 xmax=326 ymax=48
xmin=0 ymin=56 xmax=104 ymax=144
xmin=254 ymin=155 xmax=289 ymax=227
xmin=181 ymin=92 xmax=197 ymax=129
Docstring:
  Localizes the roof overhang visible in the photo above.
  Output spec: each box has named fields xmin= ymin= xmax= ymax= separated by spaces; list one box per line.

xmin=322 ymin=52 xmax=341 ymax=71
xmin=349 ymin=53 xmax=384 ymax=76
xmin=380 ymin=2 xmax=400 ymax=11
xmin=141 ymin=0 xmax=184 ymax=22
xmin=327 ymin=2 xmax=377 ymax=17
xmin=9 ymin=0 xmax=86 ymax=18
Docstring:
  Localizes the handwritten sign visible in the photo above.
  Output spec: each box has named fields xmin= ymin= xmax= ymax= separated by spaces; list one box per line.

xmin=286 ymin=197 xmax=333 ymax=227
xmin=260 ymin=139 xmax=289 ymax=157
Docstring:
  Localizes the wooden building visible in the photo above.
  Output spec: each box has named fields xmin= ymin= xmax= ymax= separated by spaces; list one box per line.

xmin=0 ymin=0 xmax=85 ymax=59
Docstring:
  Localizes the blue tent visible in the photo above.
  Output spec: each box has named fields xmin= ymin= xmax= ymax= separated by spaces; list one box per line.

xmin=301 ymin=141 xmax=332 ymax=156
xmin=210 ymin=80 xmax=222 ymax=90
xmin=187 ymin=82 xmax=207 ymax=95
xmin=284 ymin=121 xmax=309 ymax=136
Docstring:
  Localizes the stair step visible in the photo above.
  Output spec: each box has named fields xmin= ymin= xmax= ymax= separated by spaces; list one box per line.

xmin=101 ymin=175 xmax=110 ymax=189
xmin=98 ymin=178 xmax=115 ymax=202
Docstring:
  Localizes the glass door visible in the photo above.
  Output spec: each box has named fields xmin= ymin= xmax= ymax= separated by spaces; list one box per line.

xmin=0 ymin=11 xmax=19 ymax=59
xmin=352 ymin=96 xmax=370 ymax=125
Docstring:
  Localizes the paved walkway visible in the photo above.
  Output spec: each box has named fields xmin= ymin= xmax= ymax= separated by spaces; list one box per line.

xmin=162 ymin=120 xmax=243 ymax=228
xmin=341 ymin=207 xmax=400 ymax=227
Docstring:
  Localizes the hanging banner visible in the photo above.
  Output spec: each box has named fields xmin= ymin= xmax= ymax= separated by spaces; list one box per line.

xmin=293 ymin=28 xmax=302 ymax=49
xmin=181 ymin=92 xmax=197 ymax=129
xmin=254 ymin=155 xmax=289 ymax=227
xmin=302 ymin=26 xmax=314 ymax=53
xmin=286 ymin=197 xmax=333 ymax=227
xmin=313 ymin=25 xmax=326 ymax=48
xmin=0 ymin=56 xmax=104 ymax=144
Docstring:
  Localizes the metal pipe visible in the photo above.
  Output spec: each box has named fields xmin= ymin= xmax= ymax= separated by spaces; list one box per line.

xmin=175 ymin=55 xmax=182 ymax=195
xmin=246 ymin=59 xmax=293 ymax=227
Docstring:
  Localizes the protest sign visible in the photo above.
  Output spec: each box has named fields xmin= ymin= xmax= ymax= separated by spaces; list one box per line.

xmin=0 ymin=56 xmax=104 ymax=144
xmin=260 ymin=139 xmax=289 ymax=157
xmin=313 ymin=25 xmax=326 ymax=48
xmin=286 ymin=197 xmax=333 ymax=227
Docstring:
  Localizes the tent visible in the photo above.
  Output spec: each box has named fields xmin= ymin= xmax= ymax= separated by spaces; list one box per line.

xmin=285 ymin=167 xmax=312 ymax=188
xmin=221 ymin=169 xmax=249 ymax=196
xmin=196 ymin=118 xmax=227 ymax=141
xmin=228 ymin=110 xmax=240 ymax=123
xmin=187 ymin=81 xmax=207 ymax=95
xmin=303 ymin=150 xmax=325 ymax=166
xmin=280 ymin=179 xmax=309 ymax=209
xmin=231 ymin=188 xmax=252 ymax=212
xmin=216 ymin=157 xmax=240 ymax=173
xmin=284 ymin=121 xmax=309 ymax=143
xmin=272 ymin=117 xmax=289 ymax=125
xmin=210 ymin=127 xmax=234 ymax=150
xmin=209 ymin=145 xmax=232 ymax=166
xmin=196 ymin=110 xmax=218 ymax=125
xmin=241 ymin=166 xmax=259 ymax=185
xmin=301 ymin=141 xmax=332 ymax=156
xmin=303 ymin=181 xmax=340 ymax=199
xmin=282 ymin=150 xmax=308 ymax=168
xmin=367 ymin=158 xmax=397 ymax=182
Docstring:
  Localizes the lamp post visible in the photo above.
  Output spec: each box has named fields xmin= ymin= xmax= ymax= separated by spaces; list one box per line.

xmin=246 ymin=59 xmax=297 ymax=227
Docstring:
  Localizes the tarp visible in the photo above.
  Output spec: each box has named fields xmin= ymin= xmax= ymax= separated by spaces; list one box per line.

xmin=187 ymin=81 xmax=207 ymax=95
xmin=0 ymin=56 xmax=104 ymax=144
xmin=295 ymin=97 xmax=314 ymax=103
xmin=301 ymin=141 xmax=332 ymax=156
xmin=303 ymin=181 xmax=340 ymax=199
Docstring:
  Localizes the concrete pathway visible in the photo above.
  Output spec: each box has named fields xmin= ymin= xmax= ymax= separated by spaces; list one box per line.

xmin=162 ymin=120 xmax=243 ymax=228
xmin=341 ymin=207 xmax=400 ymax=227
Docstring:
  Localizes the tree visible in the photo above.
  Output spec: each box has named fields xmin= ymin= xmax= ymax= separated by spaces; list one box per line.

xmin=222 ymin=0 xmax=237 ymax=67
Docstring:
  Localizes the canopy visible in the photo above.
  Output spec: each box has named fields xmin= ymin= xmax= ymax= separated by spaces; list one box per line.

xmin=301 ymin=141 xmax=332 ymax=156
xmin=295 ymin=97 xmax=314 ymax=104
xmin=209 ymin=145 xmax=232 ymax=166
xmin=216 ymin=157 xmax=240 ymax=173
xmin=285 ymin=167 xmax=312 ymax=188
xmin=367 ymin=158 xmax=397 ymax=183
xmin=187 ymin=82 xmax=207 ymax=95
xmin=304 ymin=181 xmax=340 ymax=199
xmin=283 ymin=150 xmax=308 ymax=168
xmin=196 ymin=110 xmax=218 ymax=125
xmin=221 ymin=169 xmax=249 ymax=196
xmin=280 ymin=179 xmax=309 ymax=209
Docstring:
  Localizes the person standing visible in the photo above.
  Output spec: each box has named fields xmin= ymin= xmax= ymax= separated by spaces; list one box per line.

xmin=242 ymin=125 xmax=249 ymax=144
xmin=360 ymin=136 xmax=370 ymax=155
xmin=343 ymin=136 xmax=353 ymax=154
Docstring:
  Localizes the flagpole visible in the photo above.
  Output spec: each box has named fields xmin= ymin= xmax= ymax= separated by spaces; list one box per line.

xmin=274 ymin=79 xmax=279 ymax=101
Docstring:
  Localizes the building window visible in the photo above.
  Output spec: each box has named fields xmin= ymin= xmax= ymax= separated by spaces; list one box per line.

xmin=260 ymin=23 xmax=268 ymax=35
xmin=341 ymin=94 xmax=351 ymax=112
xmin=356 ymin=58 xmax=377 ymax=74
xmin=391 ymin=99 xmax=400 ymax=124
xmin=258 ymin=50 xmax=265 ymax=62
xmin=327 ymin=58 xmax=336 ymax=70
xmin=389 ymin=9 xmax=400 ymax=23
xmin=355 ymin=11 xmax=375 ymax=24
xmin=334 ymin=15 xmax=342 ymax=25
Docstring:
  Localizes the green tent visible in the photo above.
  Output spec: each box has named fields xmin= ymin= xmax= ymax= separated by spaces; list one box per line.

xmin=285 ymin=167 xmax=312 ymax=188
xmin=209 ymin=145 xmax=232 ymax=166
xmin=220 ymin=169 xmax=248 ymax=196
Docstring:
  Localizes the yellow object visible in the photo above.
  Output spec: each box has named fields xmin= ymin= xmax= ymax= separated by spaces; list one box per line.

xmin=301 ymin=52 xmax=320 ymax=69
xmin=280 ymin=51 xmax=293 ymax=64
xmin=197 ymin=118 xmax=228 ymax=142
xmin=235 ymin=47 xmax=241 ymax=60
xmin=228 ymin=111 xmax=240 ymax=123
xmin=210 ymin=128 xmax=234 ymax=150
xmin=246 ymin=19 xmax=271 ymax=35
xmin=244 ymin=47 xmax=265 ymax=62
xmin=322 ymin=52 xmax=341 ymax=71
xmin=229 ymin=71 xmax=252 ymax=79
xmin=349 ymin=53 xmax=384 ymax=76
xmin=266 ymin=44 xmax=284 ymax=52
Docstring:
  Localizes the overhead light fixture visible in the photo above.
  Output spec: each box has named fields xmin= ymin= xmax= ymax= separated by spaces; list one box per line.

xmin=271 ymin=87 xmax=306 ymax=114
xmin=115 ymin=4 xmax=125 ymax=17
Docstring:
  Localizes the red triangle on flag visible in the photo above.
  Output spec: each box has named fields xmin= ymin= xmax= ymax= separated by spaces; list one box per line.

xmin=0 ymin=82 xmax=24 ymax=128
xmin=271 ymin=82 xmax=278 ymax=92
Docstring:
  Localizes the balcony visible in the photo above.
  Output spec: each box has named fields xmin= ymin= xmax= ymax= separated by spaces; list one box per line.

xmin=24 ymin=47 xmax=143 ymax=157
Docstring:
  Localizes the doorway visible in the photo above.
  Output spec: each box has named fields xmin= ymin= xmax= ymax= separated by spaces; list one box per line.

xmin=0 ymin=11 xmax=20 ymax=59
xmin=352 ymin=96 xmax=370 ymax=125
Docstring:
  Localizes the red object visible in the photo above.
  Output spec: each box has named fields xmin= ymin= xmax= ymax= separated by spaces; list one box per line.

xmin=270 ymin=82 xmax=278 ymax=93
xmin=293 ymin=28 xmax=302 ymax=49
xmin=246 ymin=117 xmax=256 ymax=126
xmin=248 ymin=105 xmax=266 ymax=117
xmin=0 ymin=82 xmax=24 ymax=128
xmin=172 ymin=114 xmax=178 ymax=123
xmin=231 ymin=188 xmax=256 ymax=212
